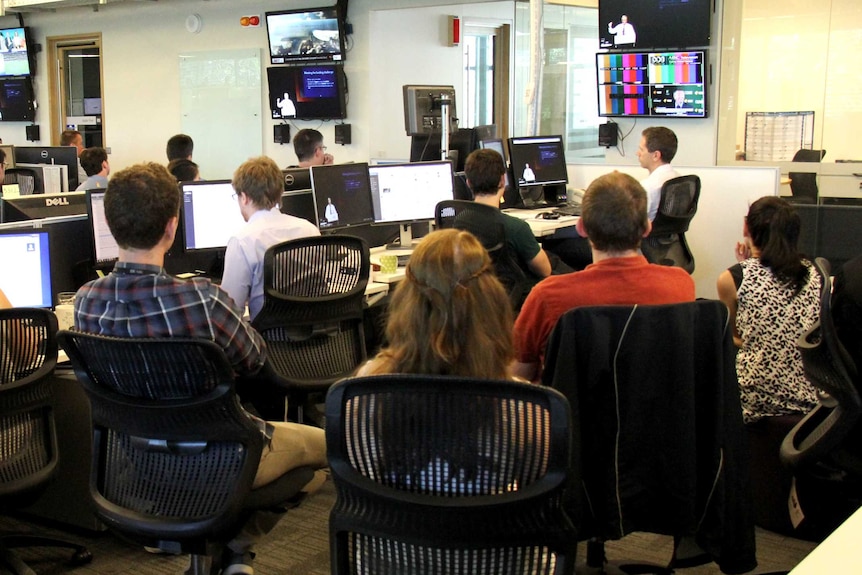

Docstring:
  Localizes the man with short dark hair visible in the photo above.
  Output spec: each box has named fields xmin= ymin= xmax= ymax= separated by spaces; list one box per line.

xmin=637 ymin=126 xmax=680 ymax=221
xmin=166 ymin=133 xmax=194 ymax=162
xmin=464 ymin=148 xmax=551 ymax=279
xmin=75 ymin=147 xmax=109 ymax=190
xmin=513 ymin=171 xmax=695 ymax=381
xmin=292 ymin=128 xmax=334 ymax=167
xmin=73 ymin=162 xmax=326 ymax=574
xmin=221 ymin=156 xmax=319 ymax=320
xmin=60 ymin=129 xmax=87 ymax=184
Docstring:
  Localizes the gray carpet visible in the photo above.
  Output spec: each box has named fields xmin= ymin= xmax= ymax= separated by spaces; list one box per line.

xmin=0 ymin=475 xmax=817 ymax=574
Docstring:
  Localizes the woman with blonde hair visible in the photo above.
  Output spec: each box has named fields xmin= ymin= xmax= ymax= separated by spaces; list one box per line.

xmin=357 ymin=228 xmax=515 ymax=379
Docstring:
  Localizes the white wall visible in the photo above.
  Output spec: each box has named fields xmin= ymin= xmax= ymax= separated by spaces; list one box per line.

xmin=0 ymin=0 xmax=510 ymax=179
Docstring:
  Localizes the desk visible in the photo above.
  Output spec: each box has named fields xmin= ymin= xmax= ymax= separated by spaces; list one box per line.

xmin=502 ymin=208 xmax=579 ymax=237
xmin=790 ymin=505 xmax=862 ymax=573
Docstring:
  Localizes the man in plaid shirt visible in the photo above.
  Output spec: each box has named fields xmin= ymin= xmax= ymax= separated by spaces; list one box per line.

xmin=74 ymin=162 xmax=326 ymax=575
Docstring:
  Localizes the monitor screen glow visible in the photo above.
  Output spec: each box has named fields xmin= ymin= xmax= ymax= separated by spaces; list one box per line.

xmin=0 ymin=27 xmax=32 ymax=77
xmin=265 ymin=6 xmax=345 ymax=65
xmin=0 ymin=229 xmax=52 ymax=308
xmin=310 ymin=163 xmax=375 ymax=231
xmin=267 ymin=65 xmax=346 ymax=121
xmin=86 ymin=190 xmax=119 ymax=267
xmin=507 ymin=136 xmax=568 ymax=188
xmin=369 ymin=161 xmax=455 ymax=225
xmin=181 ymin=180 xmax=245 ymax=251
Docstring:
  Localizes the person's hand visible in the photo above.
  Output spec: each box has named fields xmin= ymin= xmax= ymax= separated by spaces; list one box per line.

xmin=734 ymin=240 xmax=751 ymax=262
xmin=323 ymin=153 xmax=335 ymax=165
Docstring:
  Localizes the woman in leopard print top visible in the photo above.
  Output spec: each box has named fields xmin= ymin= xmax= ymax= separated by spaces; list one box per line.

xmin=717 ymin=196 xmax=821 ymax=423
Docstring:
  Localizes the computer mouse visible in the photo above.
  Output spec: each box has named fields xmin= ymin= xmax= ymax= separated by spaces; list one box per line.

xmin=539 ymin=211 xmax=560 ymax=220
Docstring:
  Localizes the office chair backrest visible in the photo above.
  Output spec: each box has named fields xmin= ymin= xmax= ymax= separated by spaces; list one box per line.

xmin=435 ymin=199 xmax=531 ymax=309
xmin=326 ymin=374 xmax=576 ymax=575
xmin=789 ymin=149 xmax=826 ymax=203
xmin=781 ymin=257 xmax=862 ymax=470
xmin=542 ymin=300 xmax=756 ymax=572
xmin=642 ymin=175 xmax=700 ymax=273
xmin=0 ymin=308 xmax=59 ymax=497
xmin=57 ymin=331 xmax=264 ymax=541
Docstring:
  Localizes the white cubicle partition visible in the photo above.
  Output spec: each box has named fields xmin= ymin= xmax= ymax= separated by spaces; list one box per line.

xmin=566 ymin=164 xmax=781 ymax=299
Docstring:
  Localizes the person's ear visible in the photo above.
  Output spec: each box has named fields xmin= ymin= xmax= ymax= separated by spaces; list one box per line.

xmin=165 ymin=216 xmax=178 ymax=243
xmin=642 ymin=218 xmax=652 ymax=238
xmin=576 ymin=218 xmax=588 ymax=238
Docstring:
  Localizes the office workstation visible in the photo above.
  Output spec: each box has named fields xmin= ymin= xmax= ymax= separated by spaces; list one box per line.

xmin=1 ymin=0 xmax=860 ymax=573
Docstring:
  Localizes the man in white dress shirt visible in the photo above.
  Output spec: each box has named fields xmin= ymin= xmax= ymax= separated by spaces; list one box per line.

xmin=608 ymin=15 xmax=636 ymax=46
xmin=637 ymin=126 xmax=680 ymax=222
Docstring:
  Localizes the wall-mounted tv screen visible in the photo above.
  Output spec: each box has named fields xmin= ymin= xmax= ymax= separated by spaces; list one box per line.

xmin=599 ymin=0 xmax=711 ymax=50
xmin=0 ymin=76 xmax=34 ymax=122
xmin=267 ymin=65 xmax=346 ymax=121
xmin=265 ymin=6 xmax=345 ymax=65
xmin=0 ymin=27 xmax=32 ymax=77
xmin=597 ymin=51 xmax=707 ymax=118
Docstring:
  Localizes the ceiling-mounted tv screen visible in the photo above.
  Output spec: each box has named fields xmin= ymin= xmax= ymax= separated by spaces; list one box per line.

xmin=597 ymin=51 xmax=707 ymax=118
xmin=0 ymin=27 xmax=33 ymax=77
xmin=599 ymin=0 xmax=711 ymax=50
xmin=265 ymin=6 xmax=345 ymax=65
xmin=267 ymin=64 xmax=346 ymax=121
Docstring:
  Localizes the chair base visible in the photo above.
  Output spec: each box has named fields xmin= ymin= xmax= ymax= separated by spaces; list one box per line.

xmin=0 ymin=534 xmax=92 ymax=575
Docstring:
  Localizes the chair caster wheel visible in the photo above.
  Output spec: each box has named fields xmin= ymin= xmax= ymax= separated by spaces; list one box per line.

xmin=69 ymin=548 xmax=93 ymax=566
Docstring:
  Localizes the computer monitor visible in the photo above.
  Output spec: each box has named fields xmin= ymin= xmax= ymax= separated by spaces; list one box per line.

xmin=310 ymin=163 xmax=375 ymax=231
xmin=479 ymin=138 xmax=507 ymax=163
xmin=86 ymin=189 xmax=119 ymax=270
xmin=13 ymin=146 xmax=80 ymax=191
xmin=507 ymin=135 xmax=568 ymax=207
xmin=282 ymin=167 xmax=312 ymax=193
xmin=816 ymin=205 xmax=862 ymax=269
xmin=180 ymin=180 xmax=245 ymax=252
xmin=280 ymin=191 xmax=317 ymax=224
xmin=410 ymin=128 xmax=479 ymax=172
xmin=368 ymin=161 xmax=455 ymax=247
xmin=0 ymin=191 xmax=86 ymax=223
xmin=0 ymin=228 xmax=52 ymax=308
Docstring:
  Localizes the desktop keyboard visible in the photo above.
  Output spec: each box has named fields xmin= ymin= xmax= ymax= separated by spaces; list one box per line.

xmin=554 ymin=204 xmax=582 ymax=216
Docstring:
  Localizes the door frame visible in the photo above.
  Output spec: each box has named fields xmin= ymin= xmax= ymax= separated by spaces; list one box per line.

xmin=46 ymin=33 xmax=103 ymax=147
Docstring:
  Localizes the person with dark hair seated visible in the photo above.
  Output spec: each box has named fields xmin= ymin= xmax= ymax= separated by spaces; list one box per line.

xmin=75 ymin=147 xmax=110 ymax=191
xmin=166 ymin=133 xmax=194 ymax=162
xmin=717 ymin=196 xmax=822 ymax=534
xmin=73 ymin=162 xmax=326 ymax=575
xmin=167 ymin=158 xmax=200 ymax=182
xmin=292 ymin=128 xmax=334 ymax=168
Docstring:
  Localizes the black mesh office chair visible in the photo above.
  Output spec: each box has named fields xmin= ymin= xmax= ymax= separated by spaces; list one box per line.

xmin=0 ymin=309 xmax=92 ymax=574
xmin=325 ymin=374 xmax=576 ymax=575
xmin=435 ymin=199 xmax=533 ymax=310
xmin=788 ymin=149 xmax=826 ymax=204
xmin=778 ymin=257 xmax=862 ymax=539
xmin=543 ymin=300 xmax=756 ymax=574
xmin=252 ymin=235 xmax=370 ymax=424
xmin=641 ymin=175 xmax=700 ymax=274
xmin=2 ymin=168 xmax=37 ymax=196
xmin=56 ymin=332 xmax=314 ymax=575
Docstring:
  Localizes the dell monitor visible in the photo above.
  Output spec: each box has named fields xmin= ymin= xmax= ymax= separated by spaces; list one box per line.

xmin=0 ymin=228 xmax=52 ymax=308
xmin=86 ymin=189 xmax=120 ymax=271
xmin=181 ymin=180 xmax=245 ymax=252
xmin=13 ymin=146 xmax=80 ymax=191
xmin=507 ymin=135 xmax=568 ymax=207
xmin=0 ymin=191 xmax=87 ymax=223
xmin=282 ymin=167 xmax=312 ymax=193
xmin=410 ymin=128 xmax=479 ymax=172
xmin=310 ymin=163 xmax=375 ymax=231
xmin=368 ymin=161 xmax=455 ymax=248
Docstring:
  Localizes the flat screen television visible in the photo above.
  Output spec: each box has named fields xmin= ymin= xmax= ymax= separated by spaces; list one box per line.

xmin=0 ymin=191 xmax=87 ymax=223
xmin=86 ymin=189 xmax=119 ymax=270
xmin=0 ymin=76 xmax=34 ymax=122
xmin=599 ymin=0 xmax=711 ymax=50
xmin=180 ymin=180 xmax=245 ymax=252
xmin=0 ymin=228 xmax=52 ymax=308
xmin=0 ymin=27 xmax=33 ymax=77
xmin=267 ymin=64 xmax=346 ymax=120
xmin=403 ymin=85 xmax=457 ymax=136
xmin=596 ymin=51 xmax=707 ymax=118
xmin=310 ymin=163 xmax=375 ymax=231
xmin=13 ymin=146 xmax=80 ymax=190
xmin=265 ymin=6 xmax=345 ymax=64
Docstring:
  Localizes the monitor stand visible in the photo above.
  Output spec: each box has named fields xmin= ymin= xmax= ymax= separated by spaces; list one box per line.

xmin=386 ymin=224 xmax=415 ymax=251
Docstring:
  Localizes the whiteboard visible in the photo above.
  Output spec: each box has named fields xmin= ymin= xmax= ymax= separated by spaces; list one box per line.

xmin=179 ymin=49 xmax=262 ymax=180
xmin=566 ymin=163 xmax=781 ymax=299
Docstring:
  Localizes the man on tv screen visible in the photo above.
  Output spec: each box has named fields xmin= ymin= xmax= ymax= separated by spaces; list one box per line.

xmin=608 ymin=14 xmax=636 ymax=46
